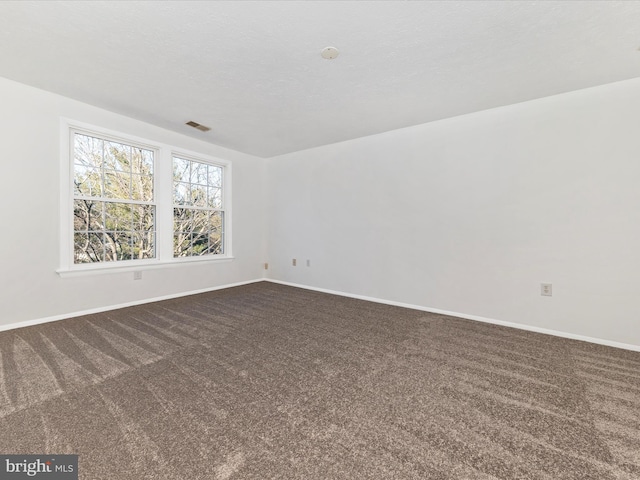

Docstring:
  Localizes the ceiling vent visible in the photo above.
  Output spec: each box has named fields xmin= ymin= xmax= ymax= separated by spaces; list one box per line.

xmin=185 ymin=121 xmax=211 ymax=132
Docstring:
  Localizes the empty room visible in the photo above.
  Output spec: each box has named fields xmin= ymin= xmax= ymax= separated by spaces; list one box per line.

xmin=1 ymin=1 xmax=639 ymax=479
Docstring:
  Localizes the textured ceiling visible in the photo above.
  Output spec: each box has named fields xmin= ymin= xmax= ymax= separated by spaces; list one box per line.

xmin=1 ymin=1 xmax=640 ymax=158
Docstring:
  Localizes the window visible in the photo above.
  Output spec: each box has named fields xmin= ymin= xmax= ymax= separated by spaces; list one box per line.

xmin=73 ymin=133 xmax=156 ymax=263
xmin=173 ymin=156 xmax=224 ymax=257
xmin=61 ymin=122 xmax=231 ymax=274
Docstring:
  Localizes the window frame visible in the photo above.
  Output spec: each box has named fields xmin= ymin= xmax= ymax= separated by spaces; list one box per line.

xmin=58 ymin=119 xmax=233 ymax=277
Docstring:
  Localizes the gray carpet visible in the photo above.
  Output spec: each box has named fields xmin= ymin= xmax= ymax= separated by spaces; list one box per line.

xmin=0 ymin=282 xmax=639 ymax=479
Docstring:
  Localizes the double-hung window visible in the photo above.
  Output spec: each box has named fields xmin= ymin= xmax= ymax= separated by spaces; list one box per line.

xmin=72 ymin=133 xmax=156 ymax=263
xmin=61 ymin=122 xmax=231 ymax=274
xmin=173 ymin=156 xmax=224 ymax=257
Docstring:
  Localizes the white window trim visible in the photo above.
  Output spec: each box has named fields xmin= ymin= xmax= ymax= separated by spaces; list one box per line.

xmin=58 ymin=118 xmax=233 ymax=277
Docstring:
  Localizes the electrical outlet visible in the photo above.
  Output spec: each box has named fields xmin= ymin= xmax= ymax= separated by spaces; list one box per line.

xmin=541 ymin=283 xmax=552 ymax=296
xmin=292 ymin=258 xmax=297 ymax=266
xmin=306 ymin=259 xmax=311 ymax=267
xmin=134 ymin=271 xmax=142 ymax=281
xmin=264 ymin=262 xmax=269 ymax=270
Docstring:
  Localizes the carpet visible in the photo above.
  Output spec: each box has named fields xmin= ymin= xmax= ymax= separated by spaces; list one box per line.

xmin=0 ymin=282 xmax=638 ymax=479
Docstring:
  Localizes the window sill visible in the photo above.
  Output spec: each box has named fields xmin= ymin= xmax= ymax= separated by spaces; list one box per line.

xmin=57 ymin=256 xmax=235 ymax=278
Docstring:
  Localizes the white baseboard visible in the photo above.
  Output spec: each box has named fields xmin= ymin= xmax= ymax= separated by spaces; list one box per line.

xmin=5 ymin=277 xmax=639 ymax=353
xmin=265 ymin=279 xmax=640 ymax=353
xmin=0 ymin=279 xmax=264 ymax=333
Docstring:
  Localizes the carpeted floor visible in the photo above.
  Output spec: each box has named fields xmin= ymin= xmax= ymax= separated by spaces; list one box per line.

xmin=0 ymin=282 xmax=639 ymax=479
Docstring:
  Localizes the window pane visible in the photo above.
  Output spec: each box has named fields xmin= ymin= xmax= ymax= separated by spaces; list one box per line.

xmin=207 ymin=187 xmax=222 ymax=209
xmin=133 ymin=205 xmax=155 ymax=232
xmin=173 ymin=157 xmax=190 ymax=183
xmin=191 ymin=230 xmax=208 ymax=255
xmin=105 ymin=141 xmax=131 ymax=172
xmin=208 ymin=166 xmax=222 ymax=187
xmin=173 ymin=208 xmax=192 ymax=233
xmin=74 ymin=200 xmax=103 ymax=231
xmin=210 ymin=212 xmax=223 ymax=255
xmin=209 ymin=211 xmax=223 ymax=233
xmin=132 ymin=231 xmax=155 ymax=259
xmin=74 ymin=134 xmax=103 ymax=169
xmin=105 ymin=202 xmax=133 ymax=231
xmin=74 ymin=232 xmax=104 ymax=263
xmin=105 ymin=231 xmax=133 ymax=261
xmin=173 ymin=182 xmax=189 ymax=205
xmin=191 ymin=185 xmax=207 ymax=207
xmin=104 ymin=170 xmax=131 ymax=199
xmin=131 ymin=174 xmax=153 ymax=201
xmin=191 ymin=162 xmax=208 ymax=184
xmin=208 ymin=230 xmax=223 ymax=255
xmin=74 ymin=165 xmax=102 ymax=197
xmin=134 ymin=148 xmax=154 ymax=175
xmin=192 ymin=209 xmax=208 ymax=232
xmin=173 ymin=233 xmax=190 ymax=257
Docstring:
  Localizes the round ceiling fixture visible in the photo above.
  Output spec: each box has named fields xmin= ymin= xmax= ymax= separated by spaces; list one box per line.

xmin=321 ymin=47 xmax=339 ymax=60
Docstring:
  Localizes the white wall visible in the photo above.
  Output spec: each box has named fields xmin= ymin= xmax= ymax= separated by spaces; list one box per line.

xmin=266 ymin=77 xmax=640 ymax=348
xmin=3 ymin=73 xmax=639 ymax=348
xmin=0 ymin=77 xmax=266 ymax=328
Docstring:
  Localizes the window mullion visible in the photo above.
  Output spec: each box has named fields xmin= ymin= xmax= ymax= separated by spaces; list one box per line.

xmin=155 ymin=147 xmax=173 ymax=262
